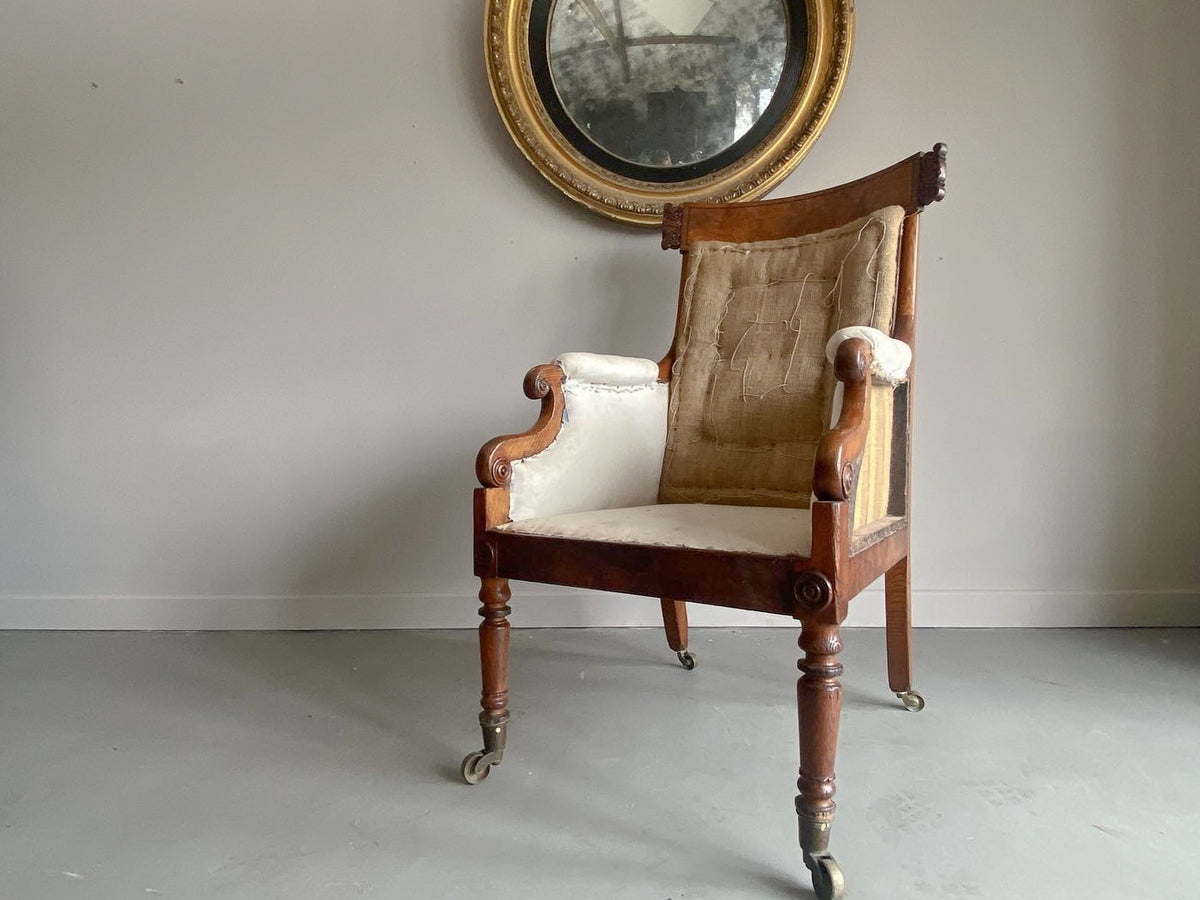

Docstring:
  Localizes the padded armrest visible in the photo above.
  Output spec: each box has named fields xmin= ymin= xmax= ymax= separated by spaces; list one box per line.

xmin=825 ymin=326 xmax=911 ymax=385
xmin=555 ymin=352 xmax=660 ymax=387
xmin=507 ymin=352 xmax=668 ymax=521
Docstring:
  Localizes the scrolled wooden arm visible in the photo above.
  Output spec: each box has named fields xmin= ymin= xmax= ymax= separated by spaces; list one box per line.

xmin=475 ymin=363 xmax=567 ymax=487
xmin=812 ymin=337 xmax=873 ymax=502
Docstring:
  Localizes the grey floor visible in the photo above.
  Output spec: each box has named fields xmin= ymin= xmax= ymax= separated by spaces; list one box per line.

xmin=1 ymin=628 xmax=1197 ymax=900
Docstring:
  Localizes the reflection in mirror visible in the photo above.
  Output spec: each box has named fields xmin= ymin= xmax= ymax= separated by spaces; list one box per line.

xmin=548 ymin=0 xmax=790 ymax=168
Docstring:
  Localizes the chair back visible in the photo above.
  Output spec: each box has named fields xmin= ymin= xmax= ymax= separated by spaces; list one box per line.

xmin=657 ymin=145 xmax=946 ymax=517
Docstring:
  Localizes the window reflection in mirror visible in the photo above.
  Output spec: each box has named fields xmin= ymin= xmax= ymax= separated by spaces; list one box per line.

xmin=548 ymin=0 xmax=790 ymax=168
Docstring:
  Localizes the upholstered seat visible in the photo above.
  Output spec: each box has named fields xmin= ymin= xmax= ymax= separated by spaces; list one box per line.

xmin=497 ymin=502 xmax=813 ymax=556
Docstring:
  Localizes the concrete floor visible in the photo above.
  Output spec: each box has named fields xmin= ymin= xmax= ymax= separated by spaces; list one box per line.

xmin=0 ymin=628 xmax=1197 ymax=900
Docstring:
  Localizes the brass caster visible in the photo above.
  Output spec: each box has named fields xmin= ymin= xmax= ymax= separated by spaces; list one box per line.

xmin=896 ymin=690 xmax=925 ymax=712
xmin=805 ymin=852 xmax=844 ymax=900
xmin=677 ymin=649 xmax=697 ymax=670
xmin=460 ymin=749 xmax=501 ymax=785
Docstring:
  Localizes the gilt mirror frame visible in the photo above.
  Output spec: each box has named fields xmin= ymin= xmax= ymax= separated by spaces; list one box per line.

xmin=485 ymin=0 xmax=854 ymax=226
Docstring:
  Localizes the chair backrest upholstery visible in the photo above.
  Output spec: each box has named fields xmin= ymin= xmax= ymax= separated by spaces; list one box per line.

xmin=658 ymin=144 xmax=946 ymax=514
xmin=659 ymin=207 xmax=904 ymax=508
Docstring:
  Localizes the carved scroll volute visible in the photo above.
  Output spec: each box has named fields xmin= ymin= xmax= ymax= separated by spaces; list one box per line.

xmin=661 ymin=203 xmax=684 ymax=250
xmin=813 ymin=338 xmax=872 ymax=502
xmin=916 ymin=142 xmax=948 ymax=209
xmin=475 ymin=363 xmax=567 ymax=488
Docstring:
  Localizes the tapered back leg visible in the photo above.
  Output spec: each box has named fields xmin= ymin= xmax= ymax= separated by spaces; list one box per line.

xmin=660 ymin=599 xmax=688 ymax=651
xmin=883 ymin=557 xmax=911 ymax=692
xmin=660 ymin=599 xmax=696 ymax=669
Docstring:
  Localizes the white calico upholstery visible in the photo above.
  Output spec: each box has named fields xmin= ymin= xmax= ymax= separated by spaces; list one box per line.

xmin=507 ymin=354 xmax=668 ymax=522
xmin=825 ymin=326 xmax=912 ymax=385
xmin=556 ymin=351 xmax=660 ymax=387
xmin=497 ymin=503 xmax=812 ymax=556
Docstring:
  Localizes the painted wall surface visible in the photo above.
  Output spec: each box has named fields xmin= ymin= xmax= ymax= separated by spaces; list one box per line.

xmin=1 ymin=1 xmax=1197 ymax=628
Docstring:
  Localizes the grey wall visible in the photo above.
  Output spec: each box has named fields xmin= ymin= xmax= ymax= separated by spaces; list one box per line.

xmin=1 ymin=1 xmax=1197 ymax=628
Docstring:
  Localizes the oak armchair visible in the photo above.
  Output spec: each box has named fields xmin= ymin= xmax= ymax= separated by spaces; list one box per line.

xmin=462 ymin=145 xmax=947 ymax=899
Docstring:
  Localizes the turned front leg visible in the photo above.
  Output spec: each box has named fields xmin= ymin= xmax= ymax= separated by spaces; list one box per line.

xmin=796 ymin=619 xmax=845 ymax=899
xmin=461 ymin=576 xmax=511 ymax=784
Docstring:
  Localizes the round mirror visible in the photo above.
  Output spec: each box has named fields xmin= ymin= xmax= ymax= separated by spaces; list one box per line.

xmin=546 ymin=1 xmax=792 ymax=173
xmin=486 ymin=0 xmax=853 ymax=224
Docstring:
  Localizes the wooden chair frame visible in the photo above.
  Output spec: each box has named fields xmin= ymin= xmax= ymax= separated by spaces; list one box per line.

xmin=463 ymin=144 xmax=947 ymax=899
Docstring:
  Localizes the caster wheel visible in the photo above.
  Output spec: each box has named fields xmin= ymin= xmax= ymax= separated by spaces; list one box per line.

xmin=677 ymin=649 xmax=697 ymax=670
xmin=897 ymin=690 xmax=925 ymax=712
xmin=808 ymin=853 xmax=844 ymax=900
xmin=460 ymin=751 xmax=492 ymax=785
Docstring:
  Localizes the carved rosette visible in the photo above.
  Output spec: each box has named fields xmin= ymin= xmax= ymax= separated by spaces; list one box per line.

xmin=793 ymin=571 xmax=833 ymax=616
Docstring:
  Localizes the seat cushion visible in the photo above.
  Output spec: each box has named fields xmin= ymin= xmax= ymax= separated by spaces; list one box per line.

xmin=495 ymin=503 xmax=811 ymax=557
